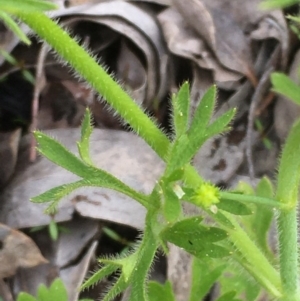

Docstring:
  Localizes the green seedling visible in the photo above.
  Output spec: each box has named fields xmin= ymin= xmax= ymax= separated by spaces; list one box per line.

xmin=2 ymin=1 xmax=300 ymax=300
xmin=30 ymin=220 xmax=69 ymax=241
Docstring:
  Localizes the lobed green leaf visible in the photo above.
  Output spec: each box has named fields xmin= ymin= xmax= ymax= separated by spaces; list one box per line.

xmin=31 ymin=177 xmax=151 ymax=212
xmin=80 ymin=264 xmax=118 ymax=291
xmin=48 ymin=279 xmax=68 ymax=301
xmin=34 ymin=131 xmax=95 ymax=178
xmin=148 ymin=281 xmax=176 ymax=301
xmin=172 ymin=82 xmax=190 ymax=138
xmin=129 ymin=221 xmax=158 ymax=301
xmin=205 ymin=108 xmax=236 ymax=138
xmin=37 ymin=284 xmax=50 ymax=301
xmin=188 ymin=85 xmax=217 ymax=140
xmin=189 ymin=258 xmax=226 ymax=301
xmin=166 ymin=134 xmax=197 ymax=174
xmin=17 ymin=293 xmax=37 ymax=301
xmin=161 ymin=217 xmax=229 ymax=258
xmin=102 ymin=275 xmax=128 ymax=301
xmin=161 ymin=183 xmax=182 ymax=223
xmin=217 ymin=198 xmax=252 ymax=215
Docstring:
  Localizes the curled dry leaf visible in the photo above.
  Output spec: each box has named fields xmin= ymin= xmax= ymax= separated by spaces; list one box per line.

xmin=116 ymin=39 xmax=147 ymax=105
xmin=172 ymin=0 xmax=256 ymax=85
xmin=0 ymin=223 xmax=48 ymax=279
xmin=52 ymin=0 xmax=169 ymax=107
xmin=158 ymin=7 xmax=242 ymax=85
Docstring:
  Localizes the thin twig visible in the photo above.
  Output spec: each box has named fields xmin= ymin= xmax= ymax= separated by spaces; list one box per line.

xmin=29 ymin=43 xmax=49 ymax=162
xmin=246 ymin=67 xmax=274 ymax=181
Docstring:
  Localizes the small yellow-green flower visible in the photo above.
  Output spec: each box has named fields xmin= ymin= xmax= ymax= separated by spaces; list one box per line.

xmin=192 ymin=182 xmax=220 ymax=208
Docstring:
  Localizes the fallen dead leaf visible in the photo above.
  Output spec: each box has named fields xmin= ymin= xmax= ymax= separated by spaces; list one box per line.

xmin=0 ymin=223 xmax=48 ymax=279
xmin=172 ymin=0 xmax=256 ymax=85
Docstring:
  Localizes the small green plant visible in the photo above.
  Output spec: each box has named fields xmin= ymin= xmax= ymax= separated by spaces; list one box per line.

xmin=30 ymin=220 xmax=69 ymax=241
xmin=17 ymin=278 xmax=68 ymax=301
xmin=3 ymin=1 xmax=300 ymax=300
xmin=17 ymin=278 xmax=93 ymax=301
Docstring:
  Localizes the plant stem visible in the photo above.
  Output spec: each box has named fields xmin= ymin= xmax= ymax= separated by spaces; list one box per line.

xmin=18 ymin=12 xmax=282 ymax=297
xmin=16 ymin=12 xmax=170 ymax=160
xmin=275 ymin=119 xmax=300 ymax=300
xmin=277 ymin=208 xmax=300 ymax=301
xmin=220 ymin=191 xmax=282 ymax=208
xmin=218 ymin=212 xmax=282 ymax=298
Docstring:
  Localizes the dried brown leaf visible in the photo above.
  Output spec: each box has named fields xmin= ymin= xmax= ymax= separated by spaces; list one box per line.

xmin=173 ymin=0 xmax=256 ymax=85
xmin=0 ymin=223 xmax=48 ymax=279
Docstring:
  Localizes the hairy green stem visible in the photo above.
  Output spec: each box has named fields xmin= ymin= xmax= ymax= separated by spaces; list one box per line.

xmin=221 ymin=212 xmax=282 ymax=298
xmin=277 ymin=208 xmax=300 ymax=301
xmin=18 ymin=12 xmax=282 ymax=297
xmin=275 ymin=119 xmax=300 ymax=300
xmin=220 ymin=191 xmax=282 ymax=208
xmin=17 ymin=11 xmax=170 ymax=159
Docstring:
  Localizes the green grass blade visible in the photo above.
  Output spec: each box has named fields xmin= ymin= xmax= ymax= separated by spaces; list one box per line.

xmin=271 ymin=72 xmax=300 ymax=105
xmin=77 ymin=108 xmax=93 ymax=165
xmin=0 ymin=12 xmax=31 ymax=44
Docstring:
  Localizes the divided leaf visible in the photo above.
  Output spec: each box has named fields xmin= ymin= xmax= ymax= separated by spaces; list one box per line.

xmin=167 ymin=86 xmax=235 ymax=174
xmin=188 ymin=85 xmax=217 ymax=139
xmin=148 ymin=281 xmax=176 ymax=301
xmin=205 ymin=108 xmax=236 ymax=138
xmin=161 ymin=183 xmax=182 ymax=223
xmin=128 ymin=224 xmax=158 ymax=301
xmin=34 ymin=131 xmax=96 ymax=179
xmin=172 ymin=82 xmax=190 ymax=138
xmin=189 ymin=258 xmax=226 ymax=301
xmin=166 ymin=134 xmax=196 ymax=173
xmin=161 ymin=217 xmax=229 ymax=258
xmin=80 ymin=265 xmax=118 ymax=291
xmin=217 ymin=198 xmax=252 ymax=215
xmin=31 ymin=177 xmax=150 ymax=212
